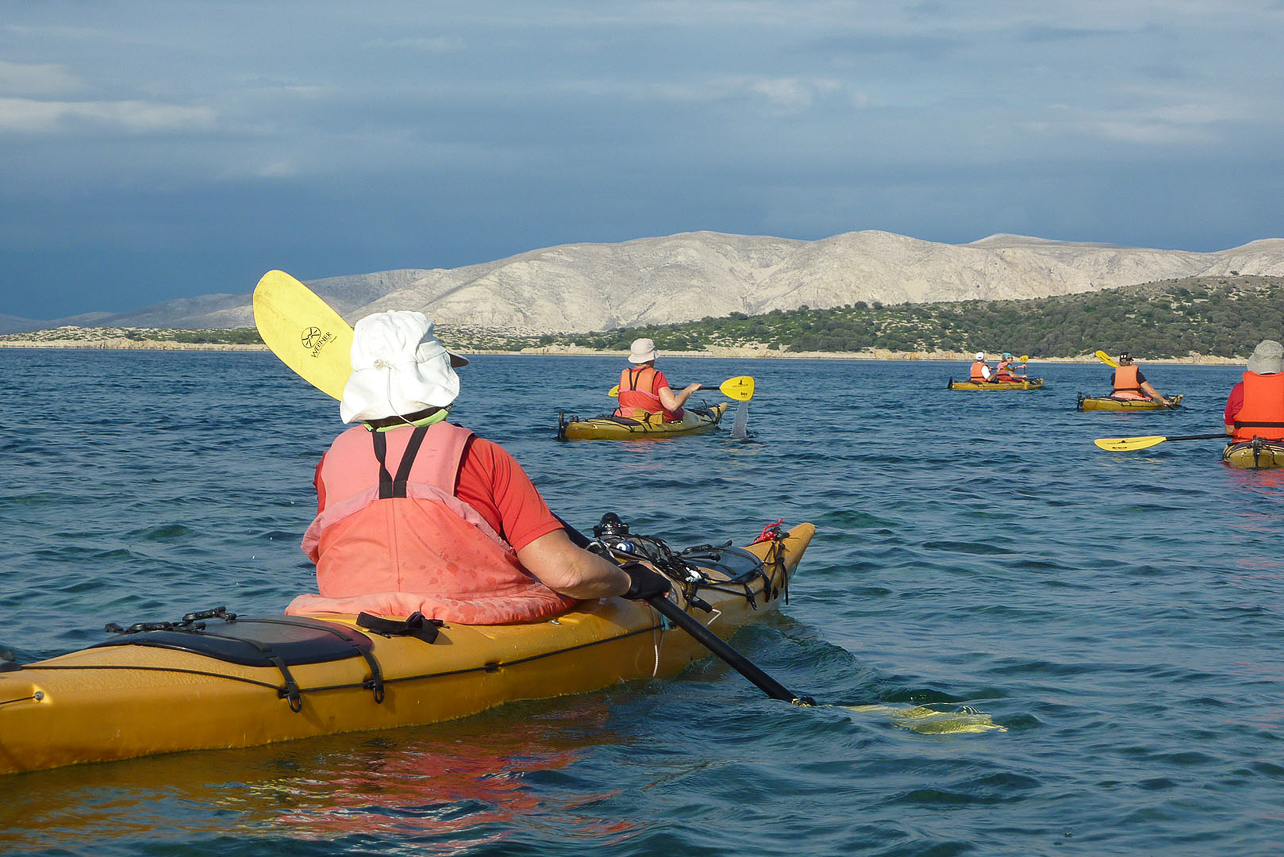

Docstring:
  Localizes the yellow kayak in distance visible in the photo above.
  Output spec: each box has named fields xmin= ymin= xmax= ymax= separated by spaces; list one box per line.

xmin=0 ymin=522 xmax=814 ymax=775
xmin=947 ymin=378 xmax=1045 ymax=391
xmin=1077 ymin=393 xmax=1183 ymax=411
xmin=1223 ymin=440 xmax=1284 ymax=470
xmin=558 ymin=402 xmax=729 ymax=440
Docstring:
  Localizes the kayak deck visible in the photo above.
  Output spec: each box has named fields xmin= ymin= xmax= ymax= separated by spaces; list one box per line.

xmin=947 ymin=378 xmax=1045 ymax=391
xmin=558 ymin=402 xmax=728 ymax=440
xmin=1223 ymin=440 xmax=1284 ymax=470
xmin=0 ymin=522 xmax=813 ymax=775
xmin=1077 ymin=393 xmax=1183 ymax=411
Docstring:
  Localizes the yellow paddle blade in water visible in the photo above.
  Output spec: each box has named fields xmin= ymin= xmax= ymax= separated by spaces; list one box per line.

xmin=844 ymin=704 xmax=1007 ymax=734
xmin=1094 ymin=435 xmax=1168 ymax=452
xmin=253 ymin=270 xmax=354 ymax=400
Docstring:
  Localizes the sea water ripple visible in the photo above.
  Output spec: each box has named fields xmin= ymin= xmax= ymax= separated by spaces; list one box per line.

xmin=1 ymin=350 xmax=1283 ymax=856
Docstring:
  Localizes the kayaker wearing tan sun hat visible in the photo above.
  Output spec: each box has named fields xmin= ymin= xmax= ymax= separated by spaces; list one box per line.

xmin=287 ymin=310 xmax=669 ymax=623
xmin=614 ymin=337 xmax=702 ymax=422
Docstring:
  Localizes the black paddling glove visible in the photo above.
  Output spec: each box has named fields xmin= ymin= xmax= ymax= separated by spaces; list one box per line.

xmin=621 ymin=562 xmax=671 ymax=601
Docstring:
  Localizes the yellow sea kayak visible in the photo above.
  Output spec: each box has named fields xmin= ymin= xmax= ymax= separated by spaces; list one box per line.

xmin=947 ymin=378 xmax=1045 ymax=391
xmin=0 ymin=522 xmax=814 ymax=775
xmin=1222 ymin=440 xmax=1284 ymax=470
xmin=558 ymin=402 xmax=729 ymax=440
xmin=1077 ymin=393 xmax=1183 ymax=411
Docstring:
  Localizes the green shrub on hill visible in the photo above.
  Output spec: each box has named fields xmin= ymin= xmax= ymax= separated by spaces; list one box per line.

xmin=481 ymin=275 xmax=1284 ymax=359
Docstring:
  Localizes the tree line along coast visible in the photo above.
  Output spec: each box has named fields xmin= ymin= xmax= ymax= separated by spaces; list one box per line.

xmin=1 ymin=275 xmax=1280 ymax=362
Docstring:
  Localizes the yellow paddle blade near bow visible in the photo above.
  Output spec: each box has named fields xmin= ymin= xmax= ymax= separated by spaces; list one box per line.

xmin=608 ymin=375 xmax=755 ymax=401
xmin=1094 ymin=435 xmax=1168 ymax=452
xmin=1094 ymin=350 xmax=1120 ymax=368
xmin=253 ymin=270 xmax=354 ymax=400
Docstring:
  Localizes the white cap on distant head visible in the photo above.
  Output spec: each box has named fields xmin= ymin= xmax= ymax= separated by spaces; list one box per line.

xmin=975 ymin=352 xmax=985 ymax=361
xmin=629 ymin=338 xmax=660 ymax=364
xmin=340 ymin=311 xmax=469 ymax=423
xmin=1247 ymin=339 xmax=1284 ymax=374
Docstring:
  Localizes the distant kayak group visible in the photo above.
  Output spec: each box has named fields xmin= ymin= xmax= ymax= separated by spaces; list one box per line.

xmin=951 ymin=342 xmax=1284 ymax=471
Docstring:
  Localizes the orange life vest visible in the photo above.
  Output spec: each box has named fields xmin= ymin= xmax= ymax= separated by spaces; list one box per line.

xmin=286 ymin=421 xmax=577 ymax=624
xmin=969 ymin=361 xmax=989 ymax=383
xmin=1232 ymin=372 xmax=1284 ymax=442
xmin=615 ymin=366 xmax=682 ymax=421
xmin=1111 ymin=364 xmax=1144 ymax=400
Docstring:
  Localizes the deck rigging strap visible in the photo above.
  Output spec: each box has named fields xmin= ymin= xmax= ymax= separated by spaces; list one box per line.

xmin=99 ymin=609 xmax=389 ymax=710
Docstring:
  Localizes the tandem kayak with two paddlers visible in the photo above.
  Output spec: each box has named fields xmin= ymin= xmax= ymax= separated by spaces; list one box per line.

xmin=947 ymin=378 xmax=1045 ymax=391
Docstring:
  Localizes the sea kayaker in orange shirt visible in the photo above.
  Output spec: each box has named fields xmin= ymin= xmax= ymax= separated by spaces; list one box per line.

xmin=614 ymin=338 xmax=702 ymax=422
xmin=287 ymin=311 xmax=669 ymax=623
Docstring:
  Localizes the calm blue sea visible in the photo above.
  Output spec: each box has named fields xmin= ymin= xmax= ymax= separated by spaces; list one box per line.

xmin=2 ymin=349 xmax=1282 ymax=856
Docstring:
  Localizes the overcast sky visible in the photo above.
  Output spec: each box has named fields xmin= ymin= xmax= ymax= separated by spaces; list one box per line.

xmin=3 ymin=1 xmax=1283 ymax=319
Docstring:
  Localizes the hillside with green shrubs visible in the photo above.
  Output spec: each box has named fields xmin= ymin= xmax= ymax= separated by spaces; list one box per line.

xmin=488 ymin=275 xmax=1284 ymax=359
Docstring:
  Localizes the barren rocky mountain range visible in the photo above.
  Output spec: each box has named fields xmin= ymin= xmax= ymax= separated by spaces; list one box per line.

xmin=8 ymin=230 xmax=1284 ymax=336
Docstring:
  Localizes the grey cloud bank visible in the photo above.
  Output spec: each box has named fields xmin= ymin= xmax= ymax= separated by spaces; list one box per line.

xmin=2 ymin=1 xmax=1282 ymax=319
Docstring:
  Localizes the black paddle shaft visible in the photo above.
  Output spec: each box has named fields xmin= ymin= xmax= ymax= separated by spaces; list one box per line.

xmin=645 ymin=593 xmax=814 ymax=706
xmin=554 ymin=514 xmax=813 ymax=706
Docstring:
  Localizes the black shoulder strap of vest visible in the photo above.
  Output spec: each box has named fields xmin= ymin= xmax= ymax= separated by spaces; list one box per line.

xmin=393 ymin=425 xmax=430 ymax=497
xmin=370 ymin=425 xmax=432 ymax=499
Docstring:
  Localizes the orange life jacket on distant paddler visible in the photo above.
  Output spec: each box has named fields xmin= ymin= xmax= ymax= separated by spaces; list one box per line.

xmin=1232 ymin=372 xmax=1284 ymax=442
xmin=286 ymin=421 xmax=577 ymax=624
xmin=615 ymin=365 xmax=683 ymax=421
xmin=1111 ymin=365 xmax=1145 ymax=400
xmin=969 ymin=362 xmax=989 ymax=383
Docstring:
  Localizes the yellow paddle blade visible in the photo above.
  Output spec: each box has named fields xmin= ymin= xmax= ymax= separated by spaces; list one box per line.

xmin=843 ymin=704 xmax=1007 ymax=734
xmin=1094 ymin=350 xmax=1120 ymax=368
xmin=1094 ymin=435 xmax=1167 ymax=452
xmin=253 ymin=270 xmax=354 ymax=400
xmin=1018 ymin=354 xmax=1029 ymax=363
xmin=608 ymin=384 xmax=620 ymax=398
xmin=718 ymin=375 xmax=755 ymax=401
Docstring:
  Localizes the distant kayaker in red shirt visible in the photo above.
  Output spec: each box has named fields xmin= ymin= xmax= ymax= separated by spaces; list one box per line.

xmin=1224 ymin=339 xmax=1284 ymax=440
xmin=1109 ymin=353 xmax=1171 ymax=406
xmin=994 ymin=353 xmax=1028 ymax=382
xmin=614 ymin=338 xmax=701 ymax=422
xmin=287 ymin=311 xmax=669 ymax=623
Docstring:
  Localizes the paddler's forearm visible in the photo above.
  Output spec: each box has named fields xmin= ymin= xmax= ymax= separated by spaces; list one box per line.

xmin=517 ymin=529 xmax=631 ymax=599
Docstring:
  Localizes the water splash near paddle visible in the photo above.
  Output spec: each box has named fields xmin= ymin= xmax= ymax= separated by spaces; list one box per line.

xmin=843 ymin=703 xmax=1007 ymax=734
xmin=730 ymin=402 xmax=749 ymax=439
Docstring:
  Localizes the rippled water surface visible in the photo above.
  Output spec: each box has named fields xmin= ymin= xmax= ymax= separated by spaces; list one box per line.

xmin=2 ymin=349 xmax=1283 ymax=856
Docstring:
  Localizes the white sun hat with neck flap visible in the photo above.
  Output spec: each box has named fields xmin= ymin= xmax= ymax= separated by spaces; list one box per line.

xmin=340 ymin=311 xmax=469 ymax=424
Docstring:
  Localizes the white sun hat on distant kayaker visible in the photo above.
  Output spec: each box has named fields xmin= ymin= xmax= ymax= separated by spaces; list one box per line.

xmin=340 ymin=311 xmax=469 ymax=423
xmin=975 ymin=352 xmax=985 ymax=361
xmin=629 ymin=338 xmax=660 ymax=364
xmin=1247 ymin=339 xmax=1284 ymax=374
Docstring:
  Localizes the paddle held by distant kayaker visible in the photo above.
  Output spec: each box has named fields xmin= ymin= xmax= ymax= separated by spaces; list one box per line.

xmin=1109 ymin=352 xmax=1170 ymax=406
xmin=994 ymin=352 xmax=1028 ymax=382
xmin=286 ymin=311 xmax=667 ymax=623
xmin=615 ymin=338 xmax=702 ymax=421
xmin=1223 ymin=339 xmax=1284 ymax=439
